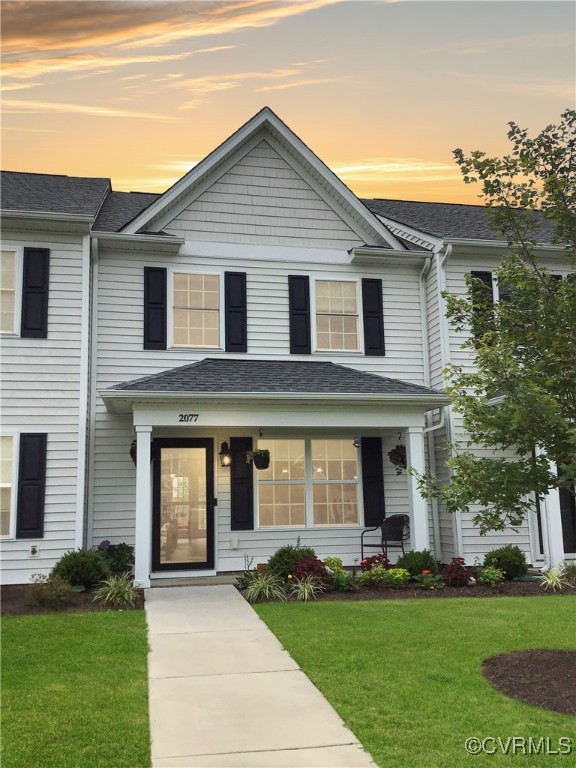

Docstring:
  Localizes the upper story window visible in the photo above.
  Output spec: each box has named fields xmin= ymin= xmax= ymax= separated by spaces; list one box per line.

xmin=172 ymin=273 xmax=220 ymax=348
xmin=0 ymin=250 xmax=17 ymax=334
xmin=315 ymin=279 xmax=359 ymax=352
xmin=0 ymin=435 xmax=14 ymax=538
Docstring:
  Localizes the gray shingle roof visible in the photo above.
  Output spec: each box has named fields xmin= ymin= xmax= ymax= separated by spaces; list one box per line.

xmin=1 ymin=170 xmax=110 ymax=217
xmin=363 ymin=198 xmax=556 ymax=243
xmin=109 ymin=358 xmax=444 ymax=397
xmin=93 ymin=190 xmax=160 ymax=231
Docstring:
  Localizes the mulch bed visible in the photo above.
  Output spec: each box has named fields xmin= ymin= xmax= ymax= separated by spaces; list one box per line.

xmin=483 ymin=650 xmax=576 ymax=715
xmin=0 ymin=584 xmax=144 ymax=616
xmin=315 ymin=580 xmax=569 ymax=601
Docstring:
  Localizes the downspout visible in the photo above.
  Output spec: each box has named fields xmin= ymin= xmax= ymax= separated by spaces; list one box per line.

xmin=75 ymin=233 xmax=92 ymax=548
xmin=419 ymin=257 xmax=442 ymax=559
xmin=436 ymin=243 xmax=463 ymax=557
xmin=85 ymin=237 xmax=99 ymax=549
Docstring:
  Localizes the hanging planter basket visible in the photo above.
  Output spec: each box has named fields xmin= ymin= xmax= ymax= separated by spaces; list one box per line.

xmin=129 ymin=440 xmax=155 ymax=468
xmin=387 ymin=443 xmax=407 ymax=475
xmin=246 ymin=449 xmax=271 ymax=470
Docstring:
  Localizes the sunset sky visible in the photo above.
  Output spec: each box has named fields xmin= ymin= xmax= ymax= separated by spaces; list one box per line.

xmin=2 ymin=0 xmax=574 ymax=203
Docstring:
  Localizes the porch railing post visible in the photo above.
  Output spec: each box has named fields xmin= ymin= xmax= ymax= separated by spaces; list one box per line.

xmin=134 ymin=425 xmax=152 ymax=588
xmin=406 ymin=426 xmax=429 ymax=551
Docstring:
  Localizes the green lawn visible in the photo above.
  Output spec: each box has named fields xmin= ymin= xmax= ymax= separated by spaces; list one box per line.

xmin=1 ymin=611 xmax=150 ymax=768
xmin=255 ymin=596 xmax=576 ymax=768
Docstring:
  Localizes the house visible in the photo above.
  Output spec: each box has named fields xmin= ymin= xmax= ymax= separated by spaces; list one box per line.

xmin=1 ymin=107 xmax=574 ymax=587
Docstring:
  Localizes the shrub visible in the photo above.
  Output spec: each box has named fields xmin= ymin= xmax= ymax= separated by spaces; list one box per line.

xmin=291 ymin=556 xmax=330 ymax=584
xmin=92 ymin=573 xmax=139 ymax=608
xmin=288 ymin=575 xmax=326 ymax=601
xmin=560 ymin=561 xmax=576 ymax=585
xmin=332 ymin=571 xmax=358 ymax=592
xmin=240 ymin=572 xmax=286 ymax=603
xmin=382 ymin=567 xmax=411 ymax=589
xmin=361 ymin=553 xmax=391 ymax=571
xmin=29 ymin=574 xmax=73 ymax=608
xmin=441 ymin=557 xmax=470 ymax=587
xmin=266 ymin=542 xmax=315 ymax=581
xmin=52 ymin=549 xmax=110 ymax=589
xmin=324 ymin=556 xmax=346 ymax=575
xmin=477 ymin=566 xmax=505 ymax=588
xmin=358 ymin=564 xmax=389 ymax=587
xmin=396 ymin=550 xmax=438 ymax=577
xmin=483 ymin=545 xmax=528 ymax=580
xmin=413 ymin=570 xmax=444 ymax=590
xmin=97 ymin=540 xmax=134 ymax=574
xmin=538 ymin=566 xmax=571 ymax=592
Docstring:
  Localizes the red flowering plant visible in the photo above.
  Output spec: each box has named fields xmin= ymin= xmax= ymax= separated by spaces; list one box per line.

xmin=291 ymin=556 xmax=331 ymax=585
xmin=361 ymin=553 xmax=391 ymax=572
xmin=413 ymin=569 xmax=444 ymax=590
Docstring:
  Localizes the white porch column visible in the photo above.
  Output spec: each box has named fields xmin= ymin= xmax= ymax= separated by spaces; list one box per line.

xmin=134 ymin=425 xmax=152 ymax=588
xmin=406 ymin=426 xmax=429 ymax=551
xmin=543 ymin=462 xmax=565 ymax=568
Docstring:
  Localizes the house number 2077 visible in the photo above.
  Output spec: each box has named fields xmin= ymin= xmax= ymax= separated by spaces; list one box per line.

xmin=178 ymin=413 xmax=199 ymax=422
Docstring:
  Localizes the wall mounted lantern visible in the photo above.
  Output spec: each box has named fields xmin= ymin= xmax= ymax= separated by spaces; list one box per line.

xmin=219 ymin=441 xmax=232 ymax=467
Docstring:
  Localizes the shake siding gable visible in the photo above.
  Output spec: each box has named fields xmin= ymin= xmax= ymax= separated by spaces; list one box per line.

xmin=163 ymin=141 xmax=365 ymax=249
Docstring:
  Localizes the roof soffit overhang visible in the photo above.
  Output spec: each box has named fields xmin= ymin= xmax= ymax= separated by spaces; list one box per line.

xmin=120 ymin=107 xmax=403 ymax=249
xmin=1 ymin=209 xmax=94 ymax=234
xmin=100 ymin=389 xmax=449 ymax=415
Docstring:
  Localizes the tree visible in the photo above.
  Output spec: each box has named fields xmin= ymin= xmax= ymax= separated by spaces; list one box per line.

xmin=417 ymin=109 xmax=576 ymax=534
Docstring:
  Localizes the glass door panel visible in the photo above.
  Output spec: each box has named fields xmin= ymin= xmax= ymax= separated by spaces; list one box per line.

xmin=153 ymin=439 xmax=214 ymax=570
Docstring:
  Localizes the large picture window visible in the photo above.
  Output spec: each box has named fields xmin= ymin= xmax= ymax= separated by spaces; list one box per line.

xmin=0 ymin=435 xmax=14 ymax=537
xmin=315 ymin=280 xmax=359 ymax=352
xmin=173 ymin=273 xmax=220 ymax=348
xmin=257 ymin=438 xmax=360 ymax=528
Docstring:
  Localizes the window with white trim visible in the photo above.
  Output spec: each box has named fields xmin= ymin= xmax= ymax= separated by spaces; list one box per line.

xmin=315 ymin=280 xmax=359 ymax=351
xmin=0 ymin=435 xmax=14 ymax=538
xmin=257 ymin=438 xmax=360 ymax=528
xmin=172 ymin=273 xmax=220 ymax=348
xmin=0 ymin=250 xmax=17 ymax=334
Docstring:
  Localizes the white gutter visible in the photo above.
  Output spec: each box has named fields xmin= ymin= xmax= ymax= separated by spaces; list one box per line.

xmin=1 ymin=209 xmax=94 ymax=224
xmin=74 ymin=233 xmax=91 ymax=548
xmin=349 ymin=246 xmax=430 ymax=264
xmin=444 ymin=237 xmax=568 ymax=252
xmin=93 ymin=231 xmax=185 ymax=246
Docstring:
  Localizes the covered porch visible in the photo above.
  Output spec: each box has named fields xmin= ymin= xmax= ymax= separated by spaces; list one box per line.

xmin=100 ymin=358 xmax=448 ymax=588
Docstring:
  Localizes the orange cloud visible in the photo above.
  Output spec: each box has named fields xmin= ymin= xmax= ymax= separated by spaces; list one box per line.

xmin=2 ymin=98 xmax=173 ymax=120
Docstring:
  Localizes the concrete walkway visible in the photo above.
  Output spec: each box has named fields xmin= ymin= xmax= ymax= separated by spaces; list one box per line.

xmin=146 ymin=585 xmax=376 ymax=768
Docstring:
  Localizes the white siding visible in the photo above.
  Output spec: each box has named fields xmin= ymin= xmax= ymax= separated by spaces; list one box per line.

xmin=0 ymin=228 xmax=85 ymax=584
xmin=91 ymin=242 xmax=427 ymax=564
xmin=164 ymin=141 xmax=364 ymax=250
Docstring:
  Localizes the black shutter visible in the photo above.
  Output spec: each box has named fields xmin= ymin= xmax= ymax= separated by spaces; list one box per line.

xmin=288 ymin=276 xmax=311 ymax=354
xmin=225 ymin=272 xmax=247 ymax=353
xmin=361 ymin=437 xmax=385 ymax=527
xmin=559 ymin=483 xmax=576 ymax=554
xmin=470 ymin=271 xmax=494 ymax=339
xmin=362 ymin=278 xmax=385 ymax=356
xmin=144 ymin=267 xmax=167 ymax=350
xmin=16 ymin=433 xmax=47 ymax=539
xmin=21 ymin=248 xmax=49 ymax=338
xmin=230 ymin=437 xmax=254 ymax=530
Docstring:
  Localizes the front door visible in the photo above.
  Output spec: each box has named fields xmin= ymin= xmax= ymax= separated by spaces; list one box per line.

xmin=152 ymin=439 xmax=215 ymax=571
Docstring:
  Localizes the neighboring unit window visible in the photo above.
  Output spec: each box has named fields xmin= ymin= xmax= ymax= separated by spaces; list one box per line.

xmin=257 ymin=440 xmax=306 ymax=527
xmin=0 ymin=251 xmax=17 ymax=334
xmin=173 ymin=273 xmax=219 ymax=348
xmin=315 ymin=280 xmax=359 ymax=351
xmin=312 ymin=440 xmax=359 ymax=526
xmin=256 ymin=439 xmax=359 ymax=528
xmin=0 ymin=436 xmax=13 ymax=537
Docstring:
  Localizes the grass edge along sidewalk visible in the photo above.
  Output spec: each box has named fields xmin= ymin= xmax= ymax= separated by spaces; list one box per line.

xmin=255 ymin=595 xmax=576 ymax=768
xmin=1 ymin=611 xmax=150 ymax=768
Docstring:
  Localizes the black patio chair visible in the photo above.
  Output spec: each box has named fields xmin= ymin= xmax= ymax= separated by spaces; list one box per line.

xmin=360 ymin=514 xmax=410 ymax=561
